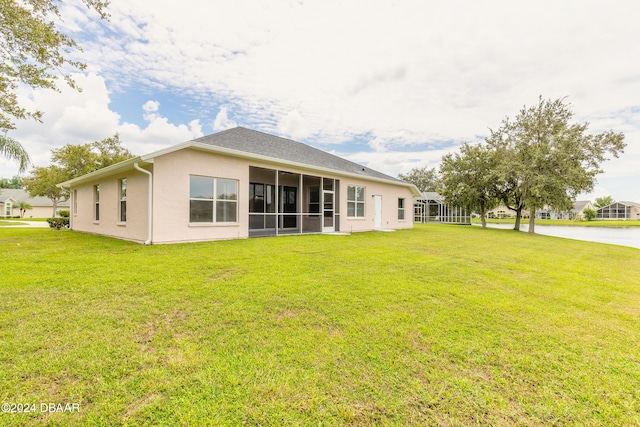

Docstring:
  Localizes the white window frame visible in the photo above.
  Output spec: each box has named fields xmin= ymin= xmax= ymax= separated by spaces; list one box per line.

xmin=94 ymin=185 xmax=100 ymax=222
xmin=398 ymin=198 xmax=405 ymax=220
xmin=347 ymin=185 xmax=366 ymax=218
xmin=119 ymin=178 xmax=127 ymax=223
xmin=189 ymin=175 xmax=238 ymax=223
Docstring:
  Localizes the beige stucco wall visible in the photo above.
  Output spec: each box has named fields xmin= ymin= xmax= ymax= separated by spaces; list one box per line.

xmin=70 ymin=168 xmax=150 ymax=243
xmin=20 ymin=206 xmax=59 ymax=218
xmin=151 ymin=149 xmax=249 ymax=243
xmin=150 ymin=148 xmax=414 ymax=243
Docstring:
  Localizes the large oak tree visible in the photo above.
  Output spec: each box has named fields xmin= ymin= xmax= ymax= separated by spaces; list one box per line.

xmin=486 ymin=97 xmax=625 ymax=233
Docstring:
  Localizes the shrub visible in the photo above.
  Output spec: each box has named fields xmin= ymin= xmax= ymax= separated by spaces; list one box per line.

xmin=59 ymin=210 xmax=70 ymax=218
xmin=47 ymin=217 xmax=70 ymax=230
xmin=583 ymin=207 xmax=597 ymax=221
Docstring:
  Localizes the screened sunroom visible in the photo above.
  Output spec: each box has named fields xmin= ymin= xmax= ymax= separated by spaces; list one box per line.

xmin=248 ymin=166 xmax=340 ymax=237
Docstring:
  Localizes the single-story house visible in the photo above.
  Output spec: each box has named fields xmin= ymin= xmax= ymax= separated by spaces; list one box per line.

xmin=596 ymin=201 xmax=640 ymax=220
xmin=0 ymin=189 xmax=69 ymax=218
xmin=59 ymin=127 xmax=421 ymax=244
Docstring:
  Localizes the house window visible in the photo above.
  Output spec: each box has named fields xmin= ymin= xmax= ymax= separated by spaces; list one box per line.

xmin=5 ymin=201 xmax=12 ymax=217
xmin=190 ymin=175 xmax=238 ymax=223
xmin=94 ymin=185 xmax=100 ymax=221
xmin=398 ymin=198 xmax=405 ymax=220
xmin=119 ymin=179 xmax=127 ymax=222
xmin=347 ymin=185 xmax=365 ymax=218
xmin=73 ymin=190 xmax=78 ymax=215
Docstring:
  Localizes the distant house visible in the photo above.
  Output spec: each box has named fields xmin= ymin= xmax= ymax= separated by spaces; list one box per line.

xmin=486 ymin=205 xmax=524 ymax=219
xmin=535 ymin=200 xmax=595 ymax=220
xmin=413 ymin=192 xmax=471 ymax=224
xmin=596 ymin=201 xmax=640 ymax=220
xmin=0 ymin=189 xmax=69 ymax=218
xmin=570 ymin=200 xmax=595 ymax=220
xmin=59 ymin=127 xmax=420 ymax=244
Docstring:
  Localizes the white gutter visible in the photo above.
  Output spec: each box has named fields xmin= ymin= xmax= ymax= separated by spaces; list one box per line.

xmin=133 ymin=162 xmax=153 ymax=245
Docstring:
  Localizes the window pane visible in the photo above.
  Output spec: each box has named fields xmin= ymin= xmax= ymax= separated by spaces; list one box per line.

xmin=121 ymin=179 xmax=127 ymax=199
xmin=347 ymin=201 xmax=355 ymax=217
xmin=356 ymin=187 xmax=365 ymax=201
xmin=217 ymin=179 xmax=237 ymax=200
xmin=356 ymin=203 xmax=364 ymax=217
xmin=347 ymin=186 xmax=355 ymax=201
xmin=190 ymin=176 xmax=213 ymax=199
xmin=216 ymin=201 xmax=237 ymax=222
xmin=121 ymin=201 xmax=126 ymax=222
xmin=190 ymin=200 xmax=213 ymax=222
xmin=398 ymin=198 xmax=404 ymax=208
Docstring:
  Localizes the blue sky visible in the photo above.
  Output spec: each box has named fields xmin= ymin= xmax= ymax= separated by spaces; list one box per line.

xmin=2 ymin=0 xmax=639 ymax=202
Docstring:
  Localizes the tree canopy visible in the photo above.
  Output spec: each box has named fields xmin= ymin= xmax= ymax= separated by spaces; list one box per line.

xmin=438 ymin=142 xmax=499 ymax=228
xmin=23 ymin=134 xmax=134 ymax=216
xmin=0 ymin=175 xmax=24 ymax=188
xmin=0 ymin=0 xmax=109 ymax=130
xmin=398 ymin=166 xmax=440 ymax=193
xmin=594 ymin=196 xmax=614 ymax=209
xmin=438 ymin=97 xmax=625 ymax=232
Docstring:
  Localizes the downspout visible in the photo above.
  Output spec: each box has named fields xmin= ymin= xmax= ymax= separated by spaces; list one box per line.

xmin=133 ymin=162 xmax=153 ymax=245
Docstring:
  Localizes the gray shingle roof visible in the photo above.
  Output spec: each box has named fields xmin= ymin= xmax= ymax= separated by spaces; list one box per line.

xmin=191 ymin=127 xmax=405 ymax=183
xmin=572 ymin=200 xmax=592 ymax=211
xmin=0 ymin=189 xmax=69 ymax=207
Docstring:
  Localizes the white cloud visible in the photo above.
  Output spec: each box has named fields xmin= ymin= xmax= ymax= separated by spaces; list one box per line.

xmin=278 ymin=110 xmax=309 ymax=140
xmin=212 ymin=106 xmax=237 ymax=131
xmin=2 ymin=0 xmax=638 ymax=202
xmin=1 ymin=74 xmax=204 ymax=177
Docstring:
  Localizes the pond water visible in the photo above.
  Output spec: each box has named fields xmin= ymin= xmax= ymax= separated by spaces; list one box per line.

xmin=474 ymin=223 xmax=640 ymax=249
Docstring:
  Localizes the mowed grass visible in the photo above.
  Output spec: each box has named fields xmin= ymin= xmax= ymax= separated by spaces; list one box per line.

xmin=1 ymin=225 xmax=639 ymax=426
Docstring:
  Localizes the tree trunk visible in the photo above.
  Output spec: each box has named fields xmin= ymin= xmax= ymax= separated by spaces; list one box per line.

xmin=514 ymin=208 xmax=522 ymax=230
xmin=528 ymin=208 xmax=536 ymax=233
xmin=51 ymin=198 xmax=58 ymax=218
xmin=479 ymin=200 xmax=487 ymax=228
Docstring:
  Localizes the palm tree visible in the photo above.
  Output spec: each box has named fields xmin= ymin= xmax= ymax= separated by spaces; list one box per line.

xmin=0 ymin=134 xmax=31 ymax=173
xmin=17 ymin=201 xmax=33 ymax=218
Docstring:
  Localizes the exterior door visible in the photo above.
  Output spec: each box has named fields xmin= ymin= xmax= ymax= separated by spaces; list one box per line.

xmin=374 ymin=195 xmax=382 ymax=228
xmin=322 ymin=191 xmax=334 ymax=232
xmin=281 ymin=186 xmax=297 ymax=228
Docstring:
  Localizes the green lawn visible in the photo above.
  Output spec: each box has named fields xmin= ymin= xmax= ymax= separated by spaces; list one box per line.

xmin=1 ymin=226 xmax=639 ymax=426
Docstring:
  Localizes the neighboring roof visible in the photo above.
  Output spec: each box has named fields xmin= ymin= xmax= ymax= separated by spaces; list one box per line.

xmin=0 ymin=189 xmax=69 ymax=207
xmin=60 ymin=127 xmax=421 ymax=195
xmin=416 ymin=191 xmax=444 ymax=202
xmin=619 ymin=201 xmax=640 ymax=208
xmin=597 ymin=201 xmax=640 ymax=210
xmin=572 ymin=200 xmax=592 ymax=211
